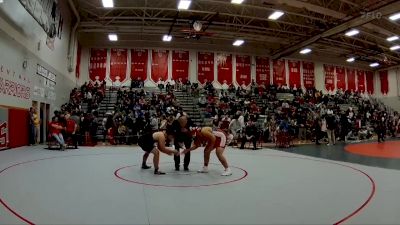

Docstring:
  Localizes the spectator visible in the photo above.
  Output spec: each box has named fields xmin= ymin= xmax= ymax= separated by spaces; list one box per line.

xmin=240 ymin=120 xmax=258 ymax=150
xmin=49 ymin=116 xmax=66 ymax=149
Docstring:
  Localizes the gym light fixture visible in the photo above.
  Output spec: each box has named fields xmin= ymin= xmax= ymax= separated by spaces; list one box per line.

xmin=369 ymin=62 xmax=379 ymax=67
xmin=268 ymin=11 xmax=284 ymax=20
xmin=231 ymin=0 xmax=244 ymax=4
xmin=233 ymin=39 xmax=244 ymax=46
xmin=390 ymin=45 xmax=400 ymax=51
xmin=300 ymin=48 xmax=312 ymax=54
xmin=178 ymin=0 xmax=191 ymax=10
xmin=345 ymin=29 xmax=359 ymax=37
xmin=389 ymin=12 xmax=400 ymax=21
xmin=387 ymin=36 xmax=399 ymax=42
xmin=163 ymin=35 xmax=172 ymax=42
xmin=346 ymin=57 xmax=355 ymax=62
xmin=102 ymin=0 xmax=114 ymax=8
xmin=108 ymin=34 xmax=118 ymax=41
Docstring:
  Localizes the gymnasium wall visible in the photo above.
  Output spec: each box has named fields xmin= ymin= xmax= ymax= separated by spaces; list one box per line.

xmin=79 ymin=47 xmax=398 ymax=97
xmin=0 ymin=0 xmax=77 ymax=149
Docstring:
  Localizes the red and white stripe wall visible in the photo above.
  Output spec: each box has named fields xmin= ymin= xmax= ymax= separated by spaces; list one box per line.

xmin=86 ymin=48 xmax=389 ymax=94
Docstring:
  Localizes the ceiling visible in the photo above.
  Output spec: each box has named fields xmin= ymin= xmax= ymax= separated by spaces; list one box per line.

xmin=73 ymin=0 xmax=400 ymax=69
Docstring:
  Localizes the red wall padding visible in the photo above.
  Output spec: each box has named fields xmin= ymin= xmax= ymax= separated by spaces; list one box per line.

xmin=172 ymin=50 xmax=189 ymax=82
xmin=8 ymin=108 xmax=29 ymax=148
xmin=379 ymin=70 xmax=389 ymax=94
xmin=198 ymin=52 xmax=214 ymax=84
xmin=336 ymin=66 xmax=346 ymax=90
xmin=346 ymin=68 xmax=356 ymax=92
xmin=365 ymin=71 xmax=374 ymax=94
xmin=288 ymin=60 xmax=301 ymax=89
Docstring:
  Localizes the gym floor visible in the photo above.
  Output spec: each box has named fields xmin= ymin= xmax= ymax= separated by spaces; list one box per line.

xmin=1 ymin=142 xmax=400 ymax=224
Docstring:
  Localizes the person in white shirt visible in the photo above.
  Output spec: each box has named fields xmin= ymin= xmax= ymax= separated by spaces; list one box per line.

xmin=221 ymin=80 xmax=229 ymax=90
xmin=238 ymin=112 xmax=245 ymax=130
xmin=170 ymin=79 xmax=176 ymax=90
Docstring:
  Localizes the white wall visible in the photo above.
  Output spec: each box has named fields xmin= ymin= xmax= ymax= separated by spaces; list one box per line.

xmin=0 ymin=0 xmax=78 ymax=111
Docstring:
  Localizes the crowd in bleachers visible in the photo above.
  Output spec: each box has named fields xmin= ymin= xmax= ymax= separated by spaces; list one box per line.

xmin=198 ymin=80 xmax=400 ymax=148
xmin=46 ymin=80 xmax=106 ymax=149
xmin=47 ymin=77 xmax=400 ymax=149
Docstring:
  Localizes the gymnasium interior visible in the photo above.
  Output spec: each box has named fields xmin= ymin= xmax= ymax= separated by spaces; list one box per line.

xmin=1 ymin=0 xmax=400 ymax=224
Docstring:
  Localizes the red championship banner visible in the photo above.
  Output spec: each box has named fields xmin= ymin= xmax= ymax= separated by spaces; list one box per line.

xmin=379 ymin=70 xmax=389 ymax=94
xmin=288 ymin=60 xmax=300 ymax=89
xmin=336 ymin=66 xmax=346 ymax=90
xmin=302 ymin=61 xmax=315 ymax=89
xmin=346 ymin=68 xmax=356 ymax=92
xmin=198 ymin=52 xmax=214 ymax=84
xmin=217 ymin=54 xmax=232 ymax=85
xmin=131 ymin=49 xmax=148 ymax=81
xmin=365 ymin=71 xmax=374 ymax=94
xmin=256 ymin=56 xmax=270 ymax=85
xmin=151 ymin=50 xmax=169 ymax=82
xmin=110 ymin=48 xmax=128 ymax=83
xmin=89 ymin=48 xmax=107 ymax=81
xmin=236 ymin=55 xmax=251 ymax=86
xmin=75 ymin=44 xmax=82 ymax=79
xmin=323 ymin=64 xmax=335 ymax=91
xmin=357 ymin=70 xmax=366 ymax=93
xmin=273 ymin=59 xmax=286 ymax=86
xmin=172 ymin=50 xmax=189 ymax=82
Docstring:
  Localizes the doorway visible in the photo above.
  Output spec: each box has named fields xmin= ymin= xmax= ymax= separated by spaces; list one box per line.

xmin=40 ymin=103 xmax=45 ymax=143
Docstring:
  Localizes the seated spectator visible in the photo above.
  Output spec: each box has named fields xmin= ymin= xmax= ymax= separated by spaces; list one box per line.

xmin=49 ymin=116 xmax=66 ymax=149
xmin=240 ymin=120 xmax=258 ymax=150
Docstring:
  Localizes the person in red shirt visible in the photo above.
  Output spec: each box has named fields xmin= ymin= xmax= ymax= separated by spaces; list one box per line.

xmin=65 ymin=112 xmax=78 ymax=149
xmin=49 ymin=116 xmax=66 ymax=149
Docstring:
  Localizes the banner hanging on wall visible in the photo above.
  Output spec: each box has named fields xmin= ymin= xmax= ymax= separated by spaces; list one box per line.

xmin=288 ymin=60 xmax=300 ymax=89
xmin=110 ymin=48 xmax=128 ymax=83
xmin=272 ymin=59 xmax=286 ymax=86
xmin=197 ymin=52 xmax=214 ymax=84
xmin=302 ymin=61 xmax=315 ymax=89
xmin=89 ymin=48 xmax=107 ymax=81
xmin=131 ymin=49 xmax=148 ymax=81
xmin=336 ymin=66 xmax=346 ymax=91
xmin=346 ymin=68 xmax=356 ymax=92
xmin=255 ymin=56 xmax=270 ymax=86
xmin=323 ymin=64 xmax=335 ymax=91
xmin=151 ymin=50 xmax=169 ymax=82
xmin=172 ymin=50 xmax=189 ymax=82
xmin=365 ymin=71 xmax=374 ymax=94
xmin=379 ymin=70 xmax=389 ymax=95
xmin=217 ymin=53 xmax=232 ymax=85
xmin=357 ymin=70 xmax=366 ymax=93
xmin=236 ymin=55 xmax=251 ymax=86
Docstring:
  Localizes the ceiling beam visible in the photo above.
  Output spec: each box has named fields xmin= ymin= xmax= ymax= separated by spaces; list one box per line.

xmin=271 ymin=0 xmax=400 ymax=59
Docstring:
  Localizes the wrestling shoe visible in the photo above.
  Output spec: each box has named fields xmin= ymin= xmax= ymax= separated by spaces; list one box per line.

xmin=197 ymin=167 xmax=209 ymax=173
xmin=141 ymin=165 xmax=151 ymax=169
xmin=221 ymin=168 xmax=232 ymax=176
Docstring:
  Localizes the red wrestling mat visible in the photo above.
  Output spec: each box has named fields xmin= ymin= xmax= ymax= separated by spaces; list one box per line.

xmin=345 ymin=141 xmax=400 ymax=159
